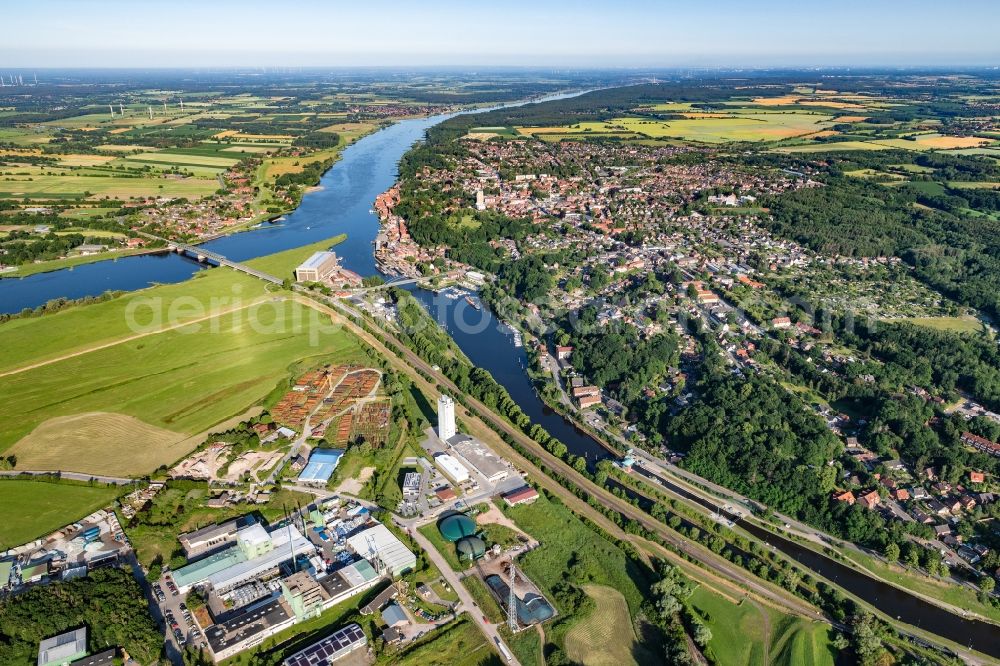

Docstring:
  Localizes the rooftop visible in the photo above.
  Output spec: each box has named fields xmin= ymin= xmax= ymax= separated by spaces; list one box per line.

xmin=38 ymin=627 xmax=87 ymax=666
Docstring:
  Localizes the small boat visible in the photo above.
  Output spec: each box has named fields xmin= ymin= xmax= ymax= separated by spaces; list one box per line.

xmin=465 ymin=296 xmax=481 ymax=311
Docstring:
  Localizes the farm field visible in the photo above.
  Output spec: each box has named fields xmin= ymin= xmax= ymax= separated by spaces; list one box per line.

xmin=0 ymin=173 xmax=219 ymax=199
xmin=0 ymin=298 xmax=364 ymax=472
xmin=517 ymin=111 xmax=835 ymax=144
xmin=0 ymin=480 xmax=123 ymax=549
xmin=564 ymin=584 xmax=643 ymax=666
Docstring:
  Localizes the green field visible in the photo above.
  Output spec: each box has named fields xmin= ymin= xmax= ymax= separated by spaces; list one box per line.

xmin=0 ymin=174 xmax=219 ymax=199
xmin=897 ymin=316 xmax=984 ymax=333
xmin=390 ymin=615 xmax=501 ymax=666
xmin=565 ymin=584 xmax=644 ymax=666
xmin=502 ymin=491 xmax=652 ymax=615
xmin=518 ymin=111 xmax=835 ymax=144
xmin=0 ymin=480 xmax=122 ymax=549
xmin=0 ymin=236 xmax=362 ymax=475
xmin=688 ymin=587 xmax=835 ymax=666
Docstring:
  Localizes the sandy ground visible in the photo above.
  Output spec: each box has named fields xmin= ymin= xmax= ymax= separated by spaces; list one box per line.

xmin=334 ymin=466 xmax=376 ymax=495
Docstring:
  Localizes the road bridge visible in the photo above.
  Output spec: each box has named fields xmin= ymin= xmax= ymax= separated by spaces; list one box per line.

xmin=138 ymin=232 xmax=283 ymax=285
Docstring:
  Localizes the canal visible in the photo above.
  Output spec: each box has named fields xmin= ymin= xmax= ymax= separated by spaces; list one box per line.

xmin=3 ymin=90 xmax=999 ymax=658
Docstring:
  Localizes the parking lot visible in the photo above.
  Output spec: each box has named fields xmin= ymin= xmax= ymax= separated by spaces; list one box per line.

xmin=155 ymin=574 xmax=207 ymax=654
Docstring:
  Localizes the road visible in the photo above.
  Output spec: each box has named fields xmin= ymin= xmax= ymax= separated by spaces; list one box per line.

xmin=405 ymin=520 xmax=520 ymax=665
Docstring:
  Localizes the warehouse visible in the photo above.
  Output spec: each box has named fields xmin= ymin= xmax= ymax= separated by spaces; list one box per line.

xmin=449 ymin=435 xmax=509 ymax=484
xmin=295 ymin=251 xmax=341 ymax=283
xmin=37 ymin=628 xmax=88 ymax=666
xmin=297 ymin=448 xmax=344 ymax=485
xmin=434 ymin=453 xmax=470 ymax=484
xmin=345 ymin=524 xmax=416 ymax=577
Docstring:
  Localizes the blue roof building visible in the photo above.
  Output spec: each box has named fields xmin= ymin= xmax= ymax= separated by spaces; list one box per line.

xmin=297 ymin=448 xmax=344 ymax=484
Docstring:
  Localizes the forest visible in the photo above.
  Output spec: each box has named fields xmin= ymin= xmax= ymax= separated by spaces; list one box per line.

xmin=0 ymin=568 xmax=162 ymax=665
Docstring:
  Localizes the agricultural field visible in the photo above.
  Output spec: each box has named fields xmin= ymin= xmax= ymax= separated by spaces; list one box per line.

xmin=564 ymin=584 xmax=643 ymax=666
xmin=0 ymin=480 xmax=123 ymax=549
xmin=518 ymin=111 xmax=836 ymax=144
xmin=0 ymin=173 xmax=219 ymax=199
xmin=0 ymin=238 xmax=363 ymax=476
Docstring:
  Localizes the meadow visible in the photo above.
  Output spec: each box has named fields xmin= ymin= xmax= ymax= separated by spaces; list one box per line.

xmin=564 ymin=584 xmax=641 ymax=666
xmin=688 ymin=586 xmax=835 ymax=666
xmin=0 ymin=480 xmax=123 ymax=549
xmin=0 ymin=236 xmax=359 ymax=475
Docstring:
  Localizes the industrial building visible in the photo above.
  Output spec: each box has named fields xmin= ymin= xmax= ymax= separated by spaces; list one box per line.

xmin=345 ymin=524 xmax=416 ymax=577
xmin=449 ymin=434 xmax=509 ymax=484
xmin=297 ymin=448 xmax=344 ymax=485
xmin=206 ymin=595 xmax=295 ymax=661
xmin=295 ymin=251 xmax=341 ymax=283
xmin=179 ymin=516 xmax=252 ymax=558
xmin=434 ymin=453 xmax=470 ymax=484
xmin=172 ymin=522 xmax=315 ymax=594
xmin=437 ymin=394 xmax=456 ymax=441
xmin=282 ymin=623 xmax=367 ymax=666
xmin=37 ymin=627 xmax=88 ymax=666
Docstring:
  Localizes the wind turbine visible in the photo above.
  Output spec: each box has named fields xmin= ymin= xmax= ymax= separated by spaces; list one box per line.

xmin=109 ymin=104 xmax=115 ymax=117
xmin=162 ymin=101 xmax=167 ymax=115
xmin=119 ymin=103 xmax=124 ymax=115
xmin=148 ymin=105 xmax=153 ymax=120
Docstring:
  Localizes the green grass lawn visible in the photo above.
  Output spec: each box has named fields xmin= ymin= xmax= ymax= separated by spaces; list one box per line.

xmin=0 ymin=480 xmax=123 ymax=549
xmin=839 ymin=548 xmax=1000 ymax=624
xmin=897 ymin=315 xmax=984 ymax=333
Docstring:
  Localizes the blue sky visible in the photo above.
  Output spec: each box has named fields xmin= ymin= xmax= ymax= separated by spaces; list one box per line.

xmin=6 ymin=0 xmax=999 ymax=67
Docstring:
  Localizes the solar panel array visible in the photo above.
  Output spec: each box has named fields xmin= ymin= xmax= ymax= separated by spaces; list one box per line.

xmin=283 ymin=623 xmax=366 ymax=666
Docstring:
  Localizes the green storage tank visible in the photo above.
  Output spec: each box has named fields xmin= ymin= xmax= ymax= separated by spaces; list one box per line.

xmin=438 ymin=512 xmax=477 ymax=542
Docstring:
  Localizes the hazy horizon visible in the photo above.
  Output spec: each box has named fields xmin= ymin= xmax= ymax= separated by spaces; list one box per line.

xmin=5 ymin=0 xmax=999 ymax=69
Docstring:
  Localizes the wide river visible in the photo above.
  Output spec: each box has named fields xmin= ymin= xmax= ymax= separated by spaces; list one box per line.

xmin=1 ymin=95 xmax=998 ymax=656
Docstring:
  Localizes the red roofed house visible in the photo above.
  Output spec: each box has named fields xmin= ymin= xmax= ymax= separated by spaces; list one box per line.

xmin=771 ymin=316 xmax=792 ymax=329
xmin=833 ymin=490 xmax=856 ymax=505
xmin=894 ymin=488 xmax=910 ymax=502
xmin=578 ymin=394 xmax=602 ymax=409
xmin=970 ymin=471 xmax=986 ymax=484
xmin=503 ymin=486 xmax=539 ymax=507
xmin=858 ymin=490 xmax=881 ymax=510
xmin=435 ymin=487 xmax=457 ymax=502
xmin=555 ymin=346 xmax=573 ymax=360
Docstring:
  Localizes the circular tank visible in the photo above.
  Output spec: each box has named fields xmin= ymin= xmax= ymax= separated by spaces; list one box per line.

xmin=438 ymin=512 xmax=477 ymax=542
xmin=456 ymin=536 xmax=486 ymax=560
